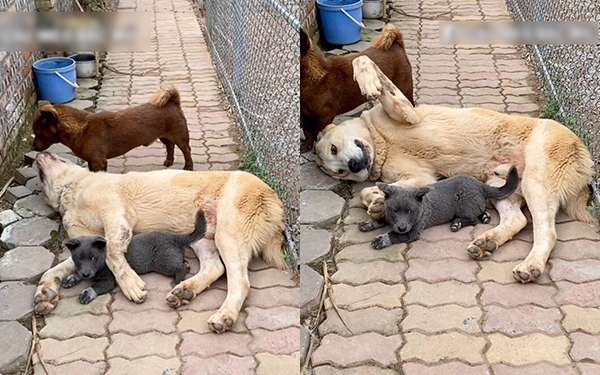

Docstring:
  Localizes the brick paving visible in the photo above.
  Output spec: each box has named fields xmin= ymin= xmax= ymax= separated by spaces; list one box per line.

xmin=301 ymin=0 xmax=600 ymax=373
xmin=0 ymin=0 xmax=298 ymax=373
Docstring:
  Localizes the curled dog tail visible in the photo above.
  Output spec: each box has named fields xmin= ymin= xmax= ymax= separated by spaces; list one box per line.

xmin=149 ymin=84 xmax=181 ymax=108
xmin=175 ymin=210 xmax=207 ymax=246
xmin=371 ymin=23 xmax=404 ymax=51
xmin=564 ymin=185 xmax=597 ymax=224
xmin=483 ymin=166 xmax=519 ymax=200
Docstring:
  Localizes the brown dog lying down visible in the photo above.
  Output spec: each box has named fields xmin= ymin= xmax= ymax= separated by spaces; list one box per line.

xmin=31 ymin=85 xmax=193 ymax=172
xmin=300 ymin=23 xmax=414 ymax=152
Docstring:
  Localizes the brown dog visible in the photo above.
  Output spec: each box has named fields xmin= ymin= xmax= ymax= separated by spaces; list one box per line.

xmin=31 ymin=85 xmax=193 ymax=171
xmin=300 ymin=23 xmax=414 ymax=152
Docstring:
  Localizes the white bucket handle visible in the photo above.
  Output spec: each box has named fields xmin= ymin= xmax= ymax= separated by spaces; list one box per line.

xmin=341 ymin=8 xmax=366 ymax=28
xmin=54 ymin=71 xmax=79 ymax=88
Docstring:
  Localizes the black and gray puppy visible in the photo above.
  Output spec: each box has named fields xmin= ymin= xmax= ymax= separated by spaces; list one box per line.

xmin=61 ymin=210 xmax=206 ymax=304
xmin=360 ymin=167 xmax=519 ymax=250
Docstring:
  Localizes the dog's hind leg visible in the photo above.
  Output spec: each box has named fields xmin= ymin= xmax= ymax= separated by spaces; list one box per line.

xmin=170 ymin=127 xmax=193 ymax=170
xmin=166 ymin=238 xmax=224 ymax=308
xmin=512 ymin=176 xmax=560 ymax=283
xmin=160 ymin=137 xmax=175 ymax=168
xmin=467 ymin=194 xmax=527 ymax=260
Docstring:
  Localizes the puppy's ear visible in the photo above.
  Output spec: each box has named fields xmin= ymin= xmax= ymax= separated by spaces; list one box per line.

xmin=316 ymin=124 xmax=336 ymax=144
xmin=92 ymin=237 xmax=107 ymax=251
xmin=38 ymin=102 xmax=58 ymax=124
xmin=63 ymin=238 xmax=80 ymax=252
xmin=414 ymin=186 xmax=433 ymax=202
xmin=376 ymin=182 xmax=396 ymax=197
xmin=300 ymin=28 xmax=311 ymax=56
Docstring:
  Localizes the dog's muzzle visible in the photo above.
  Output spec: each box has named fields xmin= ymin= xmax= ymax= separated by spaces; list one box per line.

xmin=348 ymin=158 xmax=367 ymax=173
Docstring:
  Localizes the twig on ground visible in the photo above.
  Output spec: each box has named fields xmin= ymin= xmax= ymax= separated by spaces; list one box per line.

xmin=323 ymin=261 xmax=353 ymax=335
xmin=312 ymin=261 xmax=329 ymax=330
xmin=32 ymin=316 xmax=52 ymax=375
xmin=74 ymin=0 xmax=84 ymax=12
xmin=102 ymin=63 xmax=160 ymax=77
xmin=300 ymin=327 xmax=316 ymax=373
xmin=392 ymin=5 xmax=451 ymax=20
xmin=0 ymin=177 xmax=14 ymax=199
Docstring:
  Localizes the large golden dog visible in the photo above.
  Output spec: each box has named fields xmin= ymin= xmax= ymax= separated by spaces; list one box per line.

xmin=315 ymin=56 xmax=596 ymax=283
xmin=33 ymin=152 xmax=286 ymax=333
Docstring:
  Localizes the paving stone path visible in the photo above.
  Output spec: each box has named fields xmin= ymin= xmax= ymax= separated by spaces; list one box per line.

xmin=300 ymin=0 xmax=600 ymax=373
xmin=0 ymin=0 xmax=299 ymax=373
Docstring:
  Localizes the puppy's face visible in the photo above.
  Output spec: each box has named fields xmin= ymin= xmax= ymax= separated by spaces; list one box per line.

xmin=378 ymin=183 xmax=432 ymax=234
xmin=32 ymin=101 xmax=60 ymax=151
xmin=315 ymin=119 xmax=374 ymax=182
xmin=64 ymin=236 xmax=107 ymax=280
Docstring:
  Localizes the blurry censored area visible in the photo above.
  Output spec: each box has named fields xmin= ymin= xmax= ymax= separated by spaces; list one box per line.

xmin=202 ymin=0 xmax=301 ymax=229
xmin=506 ymin=0 xmax=600 ymax=200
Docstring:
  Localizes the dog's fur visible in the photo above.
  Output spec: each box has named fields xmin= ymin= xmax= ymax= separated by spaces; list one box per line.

xmin=61 ymin=210 xmax=206 ymax=304
xmin=361 ymin=167 xmax=519 ymax=249
xmin=33 ymin=152 xmax=286 ymax=333
xmin=300 ymin=23 xmax=413 ymax=152
xmin=31 ymin=85 xmax=193 ymax=172
xmin=315 ymin=56 xmax=596 ymax=283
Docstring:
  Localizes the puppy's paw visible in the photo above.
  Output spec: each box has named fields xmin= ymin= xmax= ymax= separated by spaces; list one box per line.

xmin=358 ymin=220 xmax=376 ymax=232
xmin=207 ymin=309 xmax=238 ymax=334
xmin=371 ymin=233 xmax=391 ymax=250
xmin=79 ymin=287 xmax=98 ymax=304
xmin=61 ymin=275 xmax=80 ymax=289
xmin=480 ymin=211 xmax=491 ymax=224
xmin=450 ymin=222 xmax=462 ymax=232
xmin=33 ymin=286 xmax=59 ymax=315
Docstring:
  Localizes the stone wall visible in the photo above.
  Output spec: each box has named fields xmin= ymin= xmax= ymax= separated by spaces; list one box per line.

xmin=0 ymin=0 xmax=73 ymax=181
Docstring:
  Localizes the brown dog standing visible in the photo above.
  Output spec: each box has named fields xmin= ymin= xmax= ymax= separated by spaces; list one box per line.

xmin=300 ymin=23 xmax=414 ymax=152
xmin=31 ymin=85 xmax=193 ymax=171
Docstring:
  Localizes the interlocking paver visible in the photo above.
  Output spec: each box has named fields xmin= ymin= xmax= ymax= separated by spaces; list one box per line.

xmin=404 ymin=280 xmax=479 ymax=307
xmin=402 ymin=305 xmax=481 ymax=333
xmin=330 ymin=261 xmax=406 ymax=285
xmin=181 ymin=355 xmax=256 ymax=375
xmin=549 ymin=259 xmax=600 ymax=282
xmin=570 ymin=333 xmax=600 ymax=361
xmin=319 ymin=307 xmax=403 ymax=336
xmin=312 ymin=333 xmax=402 ymax=367
xmin=39 ymin=314 xmax=109 ymax=339
xmin=38 ymin=336 xmax=108 ymax=364
xmin=405 ymin=258 xmax=478 ymax=283
xmin=555 ymin=281 xmax=600 ymax=307
xmin=561 ymin=305 xmax=600 ymax=333
xmin=401 ymin=332 xmax=486 ymax=363
xmin=106 ymin=332 xmax=179 ymax=359
xmin=492 ymin=364 xmax=578 ymax=375
xmin=481 ymin=282 xmax=556 ymax=307
xmin=403 ymin=363 xmax=489 ymax=375
xmin=106 ymin=357 xmax=180 ymax=375
xmin=487 ymin=333 xmax=571 ymax=365
xmin=256 ymin=352 xmax=299 ymax=375
xmin=483 ymin=305 xmax=562 ymax=335
xmin=180 ymin=332 xmax=252 ymax=357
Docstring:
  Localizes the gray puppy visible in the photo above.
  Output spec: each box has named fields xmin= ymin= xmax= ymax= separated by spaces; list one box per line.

xmin=61 ymin=210 xmax=206 ymax=304
xmin=360 ymin=167 xmax=518 ymax=250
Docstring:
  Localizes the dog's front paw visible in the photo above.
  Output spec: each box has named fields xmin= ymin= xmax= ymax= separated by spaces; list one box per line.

xmin=118 ymin=270 xmax=147 ymax=303
xmin=207 ymin=309 xmax=239 ymax=334
xmin=513 ymin=260 xmax=544 ymax=283
xmin=367 ymin=196 xmax=385 ymax=220
xmin=450 ymin=222 xmax=462 ymax=232
xmin=166 ymin=283 xmax=196 ymax=308
xmin=358 ymin=220 xmax=375 ymax=232
xmin=61 ymin=274 xmax=81 ymax=289
xmin=371 ymin=233 xmax=391 ymax=250
xmin=33 ymin=285 xmax=59 ymax=315
xmin=467 ymin=237 xmax=498 ymax=260
xmin=79 ymin=287 xmax=98 ymax=304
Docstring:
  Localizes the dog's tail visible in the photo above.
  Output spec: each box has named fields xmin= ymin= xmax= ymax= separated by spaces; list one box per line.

xmin=371 ymin=23 xmax=404 ymax=51
xmin=175 ymin=210 xmax=207 ymax=247
xmin=483 ymin=166 xmax=519 ymax=200
xmin=563 ymin=185 xmax=597 ymax=224
xmin=149 ymin=84 xmax=181 ymax=108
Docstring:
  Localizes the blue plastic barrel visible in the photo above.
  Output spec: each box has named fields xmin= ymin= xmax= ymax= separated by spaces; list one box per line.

xmin=33 ymin=57 xmax=77 ymax=104
xmin=317 ymin=0 xmax=363 ymax=45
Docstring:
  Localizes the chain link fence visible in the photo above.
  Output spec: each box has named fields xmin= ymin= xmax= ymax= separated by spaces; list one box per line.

xmin=201 ymin=0 xmax=304 ymax=265
xmin=506 ymin=0 xmax=600 ymax=204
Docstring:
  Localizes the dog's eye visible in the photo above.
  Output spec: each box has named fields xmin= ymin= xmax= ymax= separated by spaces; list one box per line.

xmin=407 ymin=209 xmax=412 ymax=214
xmin=331 ymin=145 xmax=337 ymax=155
xmin=338 ymin=169 xmax=344 ymax=174
xmin=91 ymin=256 xmax=95 ymax=261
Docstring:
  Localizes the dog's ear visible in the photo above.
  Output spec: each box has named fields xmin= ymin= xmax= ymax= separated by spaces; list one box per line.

xmin=63 ymin=238 xmax=80 ymax=252
xmin=38 ymin=101 xmax=58 ymax=123
xmin=300 ymin=28 xmax=311 ymax=56
xmin=92 ymin=237 xmax=107 ymax=251
xmin=316 ymin=124 xmax=336 ymax=144
xmin=414 ymin=186 xmax=433 ymax=202
xmin=376 ymin=182 xmax=396 ymax=197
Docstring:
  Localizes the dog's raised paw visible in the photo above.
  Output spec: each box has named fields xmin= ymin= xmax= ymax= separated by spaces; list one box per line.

xmin=371 ymin=234 xmax=391 ymax=250
xmin=79 ymin=287 xmax=98 ymax=304
xmin=207 ymin=310 xmax=237 ymax=334
xmin=166 ymin=286 xmax=195 ymax=308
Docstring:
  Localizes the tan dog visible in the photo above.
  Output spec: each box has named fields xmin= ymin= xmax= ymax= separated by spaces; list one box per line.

xmin=31 ymin=85 xmax=193 ymax=172
xmin=33 ymin=152 xmax=286 ymax=333
xmin=315 ymin=56 xmax=596 ymax=283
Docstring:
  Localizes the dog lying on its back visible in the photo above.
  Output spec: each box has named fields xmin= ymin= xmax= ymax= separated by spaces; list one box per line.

xmin=61 ymin=210 xmax=206 ymax=304
xmin=359 ymin=167 xmax=519 ymax=250
xmin=300 ymin=23 xmax=414 ymax=152
xmin=31 ymin=85 xmax=193 ymax=172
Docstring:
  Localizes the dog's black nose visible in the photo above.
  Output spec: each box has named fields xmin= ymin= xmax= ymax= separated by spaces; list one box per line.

xmin=348 ymin=159 xmax=364 ymax=173
xmin=397 ymin=224 xmax=408 ymax=233
xmin=81 ymin=271 xmax=91 ymax=279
